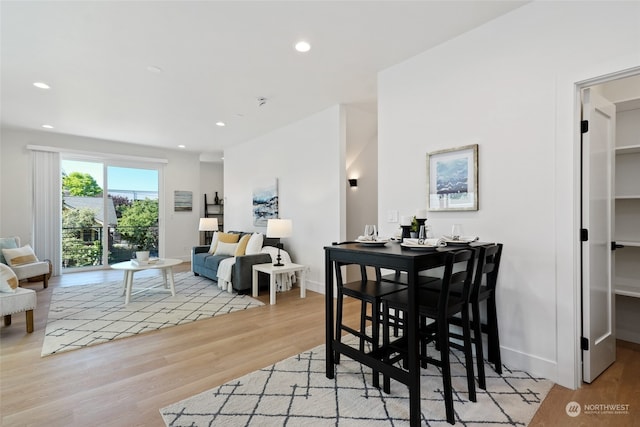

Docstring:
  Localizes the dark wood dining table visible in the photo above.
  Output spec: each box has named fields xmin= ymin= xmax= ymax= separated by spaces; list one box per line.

xmin=324 ymin=241 xmax=489 ymax=426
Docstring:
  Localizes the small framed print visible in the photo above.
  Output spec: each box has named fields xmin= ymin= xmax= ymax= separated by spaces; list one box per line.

xmin=427 ymin=144 xmax=478 ymax=211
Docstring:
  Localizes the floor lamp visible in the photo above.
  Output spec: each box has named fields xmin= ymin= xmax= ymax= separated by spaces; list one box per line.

xmin=199 ymin=217 xmax=219 ymax=245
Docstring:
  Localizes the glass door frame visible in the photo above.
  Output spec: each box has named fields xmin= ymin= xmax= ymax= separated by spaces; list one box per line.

xmin=60 ymin=154 xmax=164 ymax=271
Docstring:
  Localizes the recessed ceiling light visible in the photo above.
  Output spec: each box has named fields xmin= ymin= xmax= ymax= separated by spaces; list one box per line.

xmin=146 ymin=65 xmax=163 ymax=73
xmin=33 ymin=82 xmax=51 ymax=89
xmin=216 ymin=121 xmax=226 ymax=127
xmin=178 ymin=144 xmax=186 ymax=149
xmin=41 ymin=124 xmax=54 ymax=129
xmin=295 ymin=41 xmax=311 ymax=52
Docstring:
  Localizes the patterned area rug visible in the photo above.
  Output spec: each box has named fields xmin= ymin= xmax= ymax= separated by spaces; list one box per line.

xmin=160 ymin=337 xmax=553 ymax=426
xmin=42 ymin=271 xmax=263 ymax=356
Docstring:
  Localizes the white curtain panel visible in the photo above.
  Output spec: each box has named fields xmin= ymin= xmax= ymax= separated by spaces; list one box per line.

xmin=32 ymin=150 xmax=61 ymax=276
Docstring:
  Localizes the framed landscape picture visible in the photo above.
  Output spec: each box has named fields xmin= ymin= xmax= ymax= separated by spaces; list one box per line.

xmin=427 ymin=144 xmax=478 ymax=211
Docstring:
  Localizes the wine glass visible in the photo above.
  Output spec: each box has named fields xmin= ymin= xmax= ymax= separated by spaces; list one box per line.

xmin=451 ymin=224 xmax=462 ymax=241
xmin=364 ymin=225 xmax=377 ymax=240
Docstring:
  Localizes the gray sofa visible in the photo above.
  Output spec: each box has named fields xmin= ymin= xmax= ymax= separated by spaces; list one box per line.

xmin=191 ymin=232 xmax=280 ymax=293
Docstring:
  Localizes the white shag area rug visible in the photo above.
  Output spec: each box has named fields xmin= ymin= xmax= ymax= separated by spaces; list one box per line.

xmin=42 ymin=271 xmax=263 ymax=356
xmin=160 ymin=337 xmax=553 ymax=426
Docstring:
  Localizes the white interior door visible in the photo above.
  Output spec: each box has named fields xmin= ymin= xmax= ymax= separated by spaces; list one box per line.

xmin=581 ymin=87 xmax=616 ymax=383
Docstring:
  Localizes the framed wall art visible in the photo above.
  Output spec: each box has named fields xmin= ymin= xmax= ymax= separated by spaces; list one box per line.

xmin=253 ymin=179 xmax=279 ymax=226
xmin=174 ymin=190 xmax=193 ymax=212
xmin=427 ymin=144 xmax=478 ymax=211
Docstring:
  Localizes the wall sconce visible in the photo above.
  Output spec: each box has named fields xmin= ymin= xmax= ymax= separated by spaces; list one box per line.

xmin=348 ymin=179 xmax=358 ymax=188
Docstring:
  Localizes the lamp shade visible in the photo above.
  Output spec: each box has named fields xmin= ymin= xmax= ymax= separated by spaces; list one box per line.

xmin=198 ymin=217 xmax=219 ymax=232
xmin=266 ymin=219 xmax=292 ymax=238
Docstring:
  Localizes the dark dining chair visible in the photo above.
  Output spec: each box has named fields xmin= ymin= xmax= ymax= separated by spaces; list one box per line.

xmin=381 ymin=249 xmax=477 ymax=425
xmin=422 ymin=243 xmax=504 ymax=386
xmin=379 ymin=270 xmax=441 ymax=336
xmin=465 ymin=243 xmax=503 ymax=375
xmin=332 ymin=242 xmax=406 ymax=388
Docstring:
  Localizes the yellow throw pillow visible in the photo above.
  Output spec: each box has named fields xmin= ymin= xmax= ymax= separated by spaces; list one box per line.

xmin=235 ymin=234 xmax=251 ymax=256
xmin=2 ymin=244 xmax=39 ymax=267
xmin=208 ymin=232 xmax=240 ymax=254
xmin=0 ymin=263 xmax=19 ymax=293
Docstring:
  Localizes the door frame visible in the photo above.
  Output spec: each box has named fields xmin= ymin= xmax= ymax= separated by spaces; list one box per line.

xmin=60 ymin=154 xmax=165 ymax=271
xmin=555 ymin=56 xmax=640 ymax=390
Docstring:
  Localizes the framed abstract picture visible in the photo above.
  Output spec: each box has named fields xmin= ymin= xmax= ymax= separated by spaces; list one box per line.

xmin=427 ymin=144 xmax=478 ymax=211
xmin=174 ymin=190 xmax=193 ymax=212
xmin=253 ymin=179 xmax=279 ymax=226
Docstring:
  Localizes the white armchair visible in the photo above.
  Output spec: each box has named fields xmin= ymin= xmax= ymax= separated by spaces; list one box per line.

xmin=0 ymin=237 xmax=50 ymax=289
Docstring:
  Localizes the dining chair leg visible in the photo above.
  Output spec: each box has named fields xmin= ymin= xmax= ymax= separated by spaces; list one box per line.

xmin=438 ymin=318 xmax=455 ymax=425
xmin=487 ymin=294 xmax=502 ymax=374
xmin=359 ymin=300 xmax=367 ymax=352
xmin=471 ymin=301 xmax=486 ymax=390
xmin=461 ymin=308 xmax=477 ymax=402
xmin=371 ymin=301 xmax=380 ymax=389
xmin=420 ymin=317 xmax=428 ymax=369
xmin=335 ymin=292 xmax=344 ymax=364
xmin=382 ymin=303 xmax=391 ymax=394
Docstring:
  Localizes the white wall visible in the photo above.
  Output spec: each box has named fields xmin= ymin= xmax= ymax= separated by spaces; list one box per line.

xmin=0 ymin=128 xmax=203 ymax=262
xmin=199 ymin=161 xmax=224 ymax=244
xmin=346 ymin=105 xmax=378 ymax=241
xmin=223 ymin=105 xmax=345 ymax=292
xmin=378 ymin=1 xmax=640 ymax=388
xmin=199 ymin=162 xmax=224 ymax=218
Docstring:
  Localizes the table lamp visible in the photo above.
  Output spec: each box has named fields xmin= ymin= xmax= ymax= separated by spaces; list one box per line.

xmin=266 ymin=218 xmax=292 ymax=266
xmin=198 ymin=217 xmax=219 ymax=244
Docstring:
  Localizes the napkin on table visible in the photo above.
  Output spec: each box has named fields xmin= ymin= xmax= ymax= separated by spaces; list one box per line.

xmin=403 ymin=237 xmax=446 ymax=247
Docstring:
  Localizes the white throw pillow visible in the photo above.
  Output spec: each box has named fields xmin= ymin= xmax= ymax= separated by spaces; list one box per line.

xmin=0 ymin=263 xmax=19 ymax=293
xmin=214 ymin=242 xmax=238 ymax=256
xmin=2 ymin=244 xmax=39 ymax=267
xmin=0 ymin=237 xmax=18 ymax=265
xmin=207 ymin=232 xmax=220 ymax=254
xmin=245 ymin=233 xmax=264 ymax=255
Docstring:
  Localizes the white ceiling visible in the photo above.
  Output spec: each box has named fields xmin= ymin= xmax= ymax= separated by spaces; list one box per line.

xmin=1 ymin=1 xmax=527 ymax=160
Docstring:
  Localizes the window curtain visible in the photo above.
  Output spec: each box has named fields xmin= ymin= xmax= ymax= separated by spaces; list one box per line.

xmin=32 ymin=150 xmax=61 ymax=276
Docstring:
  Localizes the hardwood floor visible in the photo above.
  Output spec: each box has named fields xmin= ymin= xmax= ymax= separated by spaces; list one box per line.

xmin=529 ymin=339 xmax=640 ymax=427
xmin=1 ymin=265 xmax=639 ymax=426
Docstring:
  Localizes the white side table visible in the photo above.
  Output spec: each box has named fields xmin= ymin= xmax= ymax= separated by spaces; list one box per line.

xmin=252 ymin=263 xmax=307 ymax=305
xmin=111 ymin=258 xmax=182 ymax=304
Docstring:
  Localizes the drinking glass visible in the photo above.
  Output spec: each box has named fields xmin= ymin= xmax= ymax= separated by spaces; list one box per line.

xmin=451 ymin=224 xmax=462 ymax=240
xmin=364 ymin=225 xmax=377 ymax=240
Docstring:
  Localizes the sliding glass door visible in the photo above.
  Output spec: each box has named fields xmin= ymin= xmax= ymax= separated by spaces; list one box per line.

xmin=61 ymin=158 xmax=159 ymax=270
xmin=107 ymin=166 xmax=159 ymax=263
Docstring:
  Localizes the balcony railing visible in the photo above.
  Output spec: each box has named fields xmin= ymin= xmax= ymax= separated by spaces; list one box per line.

xmin=62 ymin=225 xmax=158 ymax=269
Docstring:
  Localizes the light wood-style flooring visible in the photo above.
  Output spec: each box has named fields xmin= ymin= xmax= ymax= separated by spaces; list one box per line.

xmin=1 ymin=264 xmax=638 ymax=426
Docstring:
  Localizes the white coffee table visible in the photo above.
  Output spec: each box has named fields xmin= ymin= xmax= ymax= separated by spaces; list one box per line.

xmin=252 ymin=262 xmax=307 ymax=305
xmin=111 ymin=258 xmax=182 ymax=304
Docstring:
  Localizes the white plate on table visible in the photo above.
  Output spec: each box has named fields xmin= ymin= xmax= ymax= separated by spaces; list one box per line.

xmin=442 ymin=236 xmax=479 ymax=246
xmin=356 ymin=239 xmax=389 ymax=247
xmin=400 ymin=242 xmax=440 ymax=251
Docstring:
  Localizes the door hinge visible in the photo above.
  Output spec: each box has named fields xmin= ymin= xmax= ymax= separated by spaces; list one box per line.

xmin=581 ymin=337 xmax=589 ymax=351
xmin=581 ymin=229 xmax=589 ymax=242
xmin=581 ymin=120 xmax=589 ymax=133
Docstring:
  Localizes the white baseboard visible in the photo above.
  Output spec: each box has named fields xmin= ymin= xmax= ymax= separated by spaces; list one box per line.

xmin=501 ymin=345 xmax=557 ymax=383
xmin=617 ymin=328 xmax=640 ymax=345
xmin=302 ymin=279 xmax=325 ymax=295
